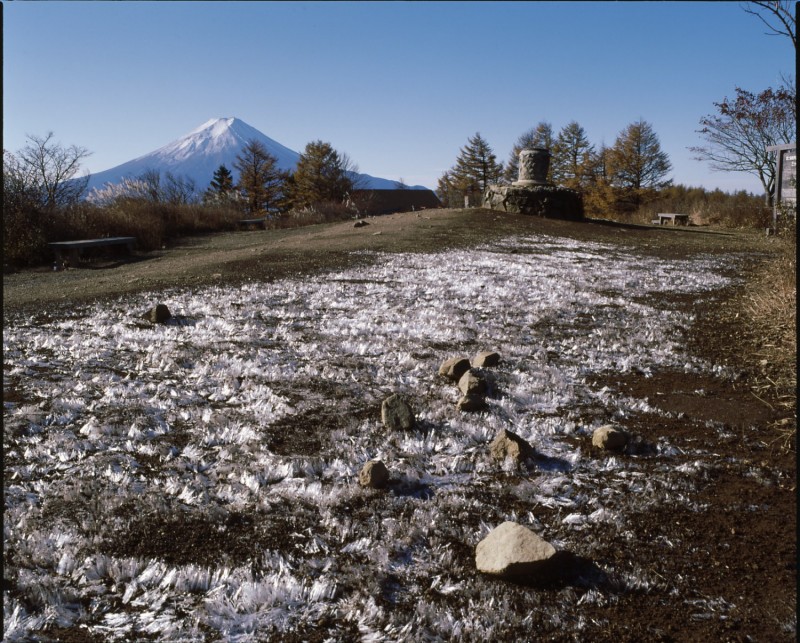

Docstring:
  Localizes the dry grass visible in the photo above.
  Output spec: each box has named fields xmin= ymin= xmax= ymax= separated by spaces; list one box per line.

xmin=743 ymin=233 xmax=796 ymax=451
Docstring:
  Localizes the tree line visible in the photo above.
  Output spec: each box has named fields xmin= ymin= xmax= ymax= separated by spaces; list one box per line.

xmin=438 ymin=78 xmax=794 ymax=217
xmin=436 ymin=119 xmax=673 ymax=217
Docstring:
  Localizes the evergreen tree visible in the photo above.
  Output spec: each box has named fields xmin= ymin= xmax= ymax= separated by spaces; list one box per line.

xmin=504 ymin=122 xmax=554 ymax=182
xmin=288 ymin=140 xmax=356 ymax=210
xmin=550 ymin=121 xmax=594 ymax=190
xmin=233 ymin=140 xmax=284 ymax=213
xmin=450 ymin=132 xmax=503 ymax=206
xmin=607 ymin=120 xmax=672 ymax=210
xmin=204 ymin=164 xmax=235 ymax=203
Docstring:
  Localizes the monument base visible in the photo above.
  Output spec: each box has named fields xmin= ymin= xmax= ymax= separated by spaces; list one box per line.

xmin=483 ymin=184 xmax=584 ymax=221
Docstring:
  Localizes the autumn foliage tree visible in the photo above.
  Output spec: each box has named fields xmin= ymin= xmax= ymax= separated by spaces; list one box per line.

xmin=287 ymin=140 xmax=358 ymax=211
xmin=551 ymin=121 xmax=595 ymax=190
xmin=233 ymin=140 xmax=285 ymax=213
xmin=605 ymin=120 xmax=672 ymax=211
xmin=691 ymin=84 xmax=796 ymax=206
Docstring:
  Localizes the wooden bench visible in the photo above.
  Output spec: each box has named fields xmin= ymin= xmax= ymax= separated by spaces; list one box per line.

xmin=237 ymin=217 xmax=268 ymax=230
xmin=657 ymin=213 xmax=690 ymax=226
xmin=49 ymin=237 xmax=136 ymax=267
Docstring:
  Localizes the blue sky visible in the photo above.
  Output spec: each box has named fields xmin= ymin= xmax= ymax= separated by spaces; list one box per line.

xmin=3 ymin=1 xmax=793 ymax=195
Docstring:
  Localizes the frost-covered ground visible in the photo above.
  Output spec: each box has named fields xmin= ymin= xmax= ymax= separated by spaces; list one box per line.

xmin=4 ymin=233 xmax=742 ymax=641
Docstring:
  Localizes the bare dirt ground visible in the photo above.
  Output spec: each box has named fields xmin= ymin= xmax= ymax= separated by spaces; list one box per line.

xmin=3 ymin=209 xmax=796 ymax=641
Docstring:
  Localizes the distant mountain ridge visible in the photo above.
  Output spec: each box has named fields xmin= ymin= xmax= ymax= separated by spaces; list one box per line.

xmin=85 ymin=117 xmax=428 ymax=195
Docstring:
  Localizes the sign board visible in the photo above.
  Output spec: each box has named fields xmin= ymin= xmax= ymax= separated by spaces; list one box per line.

xmin=779 ymin=148 xmax=796 ymax=204
xmin=766 ymin=143 xmax=797 ymax=206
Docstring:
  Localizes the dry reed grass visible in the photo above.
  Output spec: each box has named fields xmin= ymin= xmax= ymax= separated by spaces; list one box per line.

xmin=743 ymin=233 xmax=796 ymax=451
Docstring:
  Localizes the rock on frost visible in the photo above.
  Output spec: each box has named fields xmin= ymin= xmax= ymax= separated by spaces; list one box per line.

xmin=475 ymin=521 xmax=557 ymax=578
xmin=381 ymin=394 xmax=415 ymax=431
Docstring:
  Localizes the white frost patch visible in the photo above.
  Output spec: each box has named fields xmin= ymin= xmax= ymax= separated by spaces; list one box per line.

xmin=3 ymin=233 xmax=741 ymax=640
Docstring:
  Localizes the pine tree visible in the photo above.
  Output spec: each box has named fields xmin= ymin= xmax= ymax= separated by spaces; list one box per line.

xmin=204 ymin=165 xmax=235 ymax=204
xmin=450 ymin=132 xmax=503 ymax=206
xmin=288 ymin=140 xmax=356 ymax=210
xmin=504 ymin=122 xmax=554 ymax=182
xmin=551 ymin=121 xmax=594 ymax=190
xmin=233 ymin=140 xmax=284 ymax=213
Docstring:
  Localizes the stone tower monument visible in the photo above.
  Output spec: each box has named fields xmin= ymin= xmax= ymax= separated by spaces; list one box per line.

xmin=483 ymin=148 xmax=584 ymax=221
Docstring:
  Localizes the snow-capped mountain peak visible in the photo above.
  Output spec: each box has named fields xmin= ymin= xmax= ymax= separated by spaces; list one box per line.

xmin=85 ymin=118 xmax=428 ymax=195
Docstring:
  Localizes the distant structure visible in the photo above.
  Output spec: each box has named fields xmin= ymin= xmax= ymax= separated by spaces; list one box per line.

xmin=483 ymin=148 xmax=584 ymax=221
xmin=349 ymin=188 xmax=441 ymax=216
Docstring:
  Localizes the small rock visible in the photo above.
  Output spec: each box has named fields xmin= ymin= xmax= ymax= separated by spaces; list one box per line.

xmin=438 ymin=357 xmax=471 ymax=382
xmin=458 ymin=369 xmax=487 ymax=397
xmin=142 ymin=304 xmax=171 ymax=324
xmin=476 ymin=521 xmax=557 ymax=578
xmin=489 ymin=428 xmax=536 ymax=464
xmin=592 ymin=425 xmax=628 ymax=452
xmin=457 ymin=394 xmax=486 ymax=412
xmin=381 ymin=394 xmax=415 ymax=431
xmin=353 ymin=220 xmax=369 ymax=228
xmin=472 ymin=351 xmax=501 ymax=368
xmin=359 ymin=460 xmax=389 ymax=488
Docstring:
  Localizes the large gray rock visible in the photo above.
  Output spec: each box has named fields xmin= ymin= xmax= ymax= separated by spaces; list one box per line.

xmin=592 ymin=425 xmax=628 ymax=452
xmin=359 ymin=460 xmax=389 ymax=488
xmin=476 ymin=521 xmax=557 ymax=578
xmin=142 ymin=304 xmax=172 ymax=324
xmin=381 ymin=394 xmax=415 ymax=431
xmin=458 ymin=369 xmax=487 ymax=397
xmin=489 ymin=428 xmax=536 ymax=464
xmin=438 ymin=357 xmax=471 ymax=382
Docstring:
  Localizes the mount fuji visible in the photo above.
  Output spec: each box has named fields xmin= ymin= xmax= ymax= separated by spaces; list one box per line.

xmin=85 ymin=117 xmax=428 ymax=195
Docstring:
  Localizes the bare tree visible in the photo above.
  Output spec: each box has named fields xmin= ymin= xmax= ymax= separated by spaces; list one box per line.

xmin=742 ymin=1 xmax=796 ymax=51
xmin=15 ymin=132 xmax=92 ymax=210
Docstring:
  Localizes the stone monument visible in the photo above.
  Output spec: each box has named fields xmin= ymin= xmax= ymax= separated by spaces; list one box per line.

xmin=483 ymin=148 xmax=584 ymax=221
xmin=514 ymin=148 xmax=551 ymax=186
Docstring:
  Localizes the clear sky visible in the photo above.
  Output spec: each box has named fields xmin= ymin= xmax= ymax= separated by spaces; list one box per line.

xmin=3 ymin=1 xmax=793 ymax=195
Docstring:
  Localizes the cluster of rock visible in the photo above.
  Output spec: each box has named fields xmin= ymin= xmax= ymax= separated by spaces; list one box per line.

xmin=358 ymin=350 xmax=635 ymax=582
xmin=438 ymin=350 xmax=500 ymax=412
xmin=142 ymin=300 xmax=629 ymax=583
